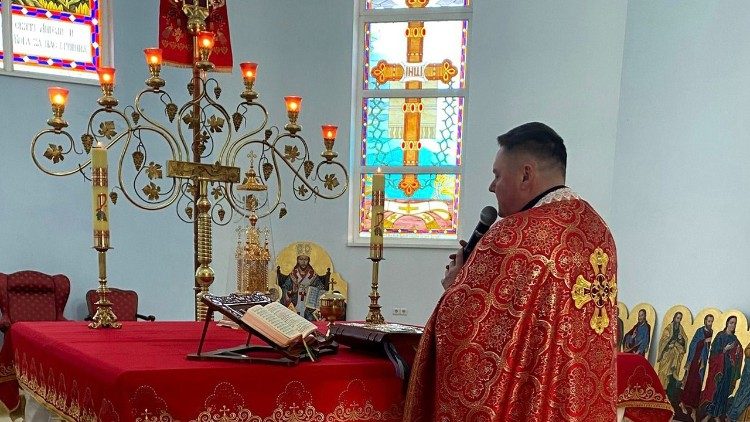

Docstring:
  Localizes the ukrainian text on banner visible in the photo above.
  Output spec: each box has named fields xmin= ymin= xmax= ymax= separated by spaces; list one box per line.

xmin=10 ymin=0 xmax=102 ymax=78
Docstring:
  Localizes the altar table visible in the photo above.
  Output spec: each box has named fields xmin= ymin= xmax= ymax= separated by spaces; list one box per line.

xmin=4 ymin=321 xmax=404 ymax=422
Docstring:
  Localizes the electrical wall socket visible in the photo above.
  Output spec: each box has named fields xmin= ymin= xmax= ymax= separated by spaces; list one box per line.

xmin=392 ymin=307 xmax=408 ymax=316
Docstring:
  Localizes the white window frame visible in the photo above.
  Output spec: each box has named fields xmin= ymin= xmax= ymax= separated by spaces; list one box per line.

xmin=348 ymin=0 xmax=472 ymax=249
xmin=0 ymin=0 xmax=112 ymax=85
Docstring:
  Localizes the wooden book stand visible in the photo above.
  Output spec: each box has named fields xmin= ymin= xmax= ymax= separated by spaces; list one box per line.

xmin=186 ymin=293 xmax=337 ymax=366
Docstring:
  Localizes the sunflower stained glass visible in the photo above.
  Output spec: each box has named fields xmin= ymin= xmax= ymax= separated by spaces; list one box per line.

xmin=9 ymin=0 xmax=102 ymax=78
xmin=360 ymin=173 xmax=459 ymax=238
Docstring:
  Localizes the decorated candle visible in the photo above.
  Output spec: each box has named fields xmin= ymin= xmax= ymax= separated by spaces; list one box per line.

xmin=91 ymin=142 xmax=110 ymax=249
xmin=369 ymin=168 xmax=385 ymax=259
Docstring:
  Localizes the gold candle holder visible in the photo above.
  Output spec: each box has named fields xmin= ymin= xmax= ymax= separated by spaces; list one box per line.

xmin=90 ymin=142 xmax=120 ymax=329
xmin=144 ymin=48 xmax=166 ymax=90
xmin=366 ymin=169 xmax=385 ymax=324
xmin=195 ymin=31 xmax=215 ymax=71
xmin=46 ymin=87 xmax=69 ymax=132
xmin=321 ymin=124 xmax=338 ymax=162
xmin=240 ymin=62 xmax=259 ymax=102
xmin=96 ymin=67 xmax=119 ymax=109
xmin=284 ymin=96 xmax=302 ymax=134
xmin=365 ymin=257 xmax=385 ymax=324
xmin=89 ymin=246 xmax=121 ymax=329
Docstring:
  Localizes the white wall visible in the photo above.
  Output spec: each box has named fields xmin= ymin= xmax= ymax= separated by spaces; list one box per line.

xmin=612 ymin=1 xmax=750 ymax=330
xmin=0 ymin=0 xmax=628 ymax=324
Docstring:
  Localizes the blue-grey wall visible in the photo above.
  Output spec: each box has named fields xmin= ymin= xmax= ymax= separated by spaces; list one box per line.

xmin=0 ymin=0 xmax=628 ymax=324
xmin=612 ymin=1 xmax=750 ymax=325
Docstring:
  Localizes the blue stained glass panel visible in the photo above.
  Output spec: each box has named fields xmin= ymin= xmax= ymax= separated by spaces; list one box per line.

xmin=362 ymin=97 xmax=463 ymax=167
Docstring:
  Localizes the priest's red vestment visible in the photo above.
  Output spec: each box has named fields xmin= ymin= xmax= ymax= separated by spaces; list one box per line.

xmin=404 ymin=189 xmax=618 ymax=421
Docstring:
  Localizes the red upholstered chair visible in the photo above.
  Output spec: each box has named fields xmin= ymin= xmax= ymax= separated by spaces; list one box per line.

xmin=0 ymin=271 xmax=70 ymax=333
xmin=85 ymin=288 xmax=155 ymax=322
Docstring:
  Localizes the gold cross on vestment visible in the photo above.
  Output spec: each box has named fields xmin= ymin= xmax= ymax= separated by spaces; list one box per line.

xmin=369 ymin=0 xmax=459 ymax=197
xmin=572 ymin=248 xmax=617 ymax=335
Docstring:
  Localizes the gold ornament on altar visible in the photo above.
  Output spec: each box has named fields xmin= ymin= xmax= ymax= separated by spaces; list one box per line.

xmin=234 ymin=211 xmax=271 ymax=295
xmin=319 ymin=277 xmax=346 ymax=336
xmin=29 ymin=1 xmax=348 ymax=322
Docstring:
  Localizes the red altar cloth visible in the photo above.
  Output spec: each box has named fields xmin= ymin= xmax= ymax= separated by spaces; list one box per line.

xmin=617 ymin=352 xmax=673 ymax=422
xmin=5 ymin=321 xmax=403 ymax=421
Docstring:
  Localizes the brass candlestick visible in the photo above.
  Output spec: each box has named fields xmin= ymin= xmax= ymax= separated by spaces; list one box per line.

xmin=89 ymin=247 xmax=121 ymax=329
xmin=365 ymin=257 xmax=385 ymax=324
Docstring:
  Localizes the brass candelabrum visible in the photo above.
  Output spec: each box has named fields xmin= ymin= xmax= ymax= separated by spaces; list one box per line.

xmin=30 ymin=1 xmax=348 ymax=321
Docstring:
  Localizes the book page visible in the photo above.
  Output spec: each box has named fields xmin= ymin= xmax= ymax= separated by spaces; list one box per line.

xmin=266 ymin=301 xmax=317 ymax=337
xmin=243 ymin=305 xmax=299 ymax=346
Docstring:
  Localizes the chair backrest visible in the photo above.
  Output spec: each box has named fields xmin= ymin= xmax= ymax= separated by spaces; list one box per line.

xmin=0 ymin=271 xmax=70 ymax=328
xmin=86 ymin=288 xmax=140 ymax=321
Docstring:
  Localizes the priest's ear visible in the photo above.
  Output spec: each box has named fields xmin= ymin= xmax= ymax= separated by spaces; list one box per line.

xmin=521 ymin=162 xmax=534 ymax=183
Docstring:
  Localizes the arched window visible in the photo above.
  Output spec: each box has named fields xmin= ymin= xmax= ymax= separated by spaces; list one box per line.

xmin=350 ymin=0 xmax=471 ymax=247
xmin=0 ymin=0 xmax=111 ymax=82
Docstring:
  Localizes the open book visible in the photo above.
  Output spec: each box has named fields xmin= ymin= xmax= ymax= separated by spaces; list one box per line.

xmin=241 ymin=301 xmax=318 ymax=348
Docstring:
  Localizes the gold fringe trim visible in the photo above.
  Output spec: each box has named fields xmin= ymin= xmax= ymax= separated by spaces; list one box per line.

xmin=618 ymin=400 xmax=675 ymax=413
xmin=163 ymin=59 xmax=233 ymax=73
xmin=17 ymin=381 xmax=75 ymax=422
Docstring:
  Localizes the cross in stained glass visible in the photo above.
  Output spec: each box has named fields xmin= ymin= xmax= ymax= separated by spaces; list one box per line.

xmin=369 ymin=0 xmax=459 ymax=197
xmin=398 ymin=202 xmax=418 ymax=213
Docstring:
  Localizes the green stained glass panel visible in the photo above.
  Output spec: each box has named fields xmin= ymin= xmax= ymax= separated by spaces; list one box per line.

xmin=362 ymin=97 xmax=463 ymax=167
xmin=360 ymin=173 xmax=459 ymax=239
xmin=364 ymin=20 xmax=467 ymax=90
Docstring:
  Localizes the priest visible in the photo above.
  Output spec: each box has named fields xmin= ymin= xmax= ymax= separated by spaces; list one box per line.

xmin=404 ymin=122 xmax=618 ymax=421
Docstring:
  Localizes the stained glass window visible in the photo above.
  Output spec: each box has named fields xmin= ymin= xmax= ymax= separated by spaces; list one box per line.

xmin=362 ymin=97 xmax=463 ymax=167
xmin=360 ymin=173 xmax=460 ymax=238
xmin=366 ymin=0 xmax=469 ymax=10
xmin=2 ymin=0 xmax=107 ymax=80
xmin=365 ymin=21 xmax=467 ymax=90
xmin=353 ymin=0 xmax=471 ymax=246
xmin=0 ymin=1 xmax=4 ymax=70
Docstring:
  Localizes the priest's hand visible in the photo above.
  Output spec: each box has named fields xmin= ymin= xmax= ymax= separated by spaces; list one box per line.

xmin=441 ymin=240 xmax=467 ymax=290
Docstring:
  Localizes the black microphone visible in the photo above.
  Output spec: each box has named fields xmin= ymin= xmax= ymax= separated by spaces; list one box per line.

xmin=462 ymin=206 xmax=498 ymax=261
